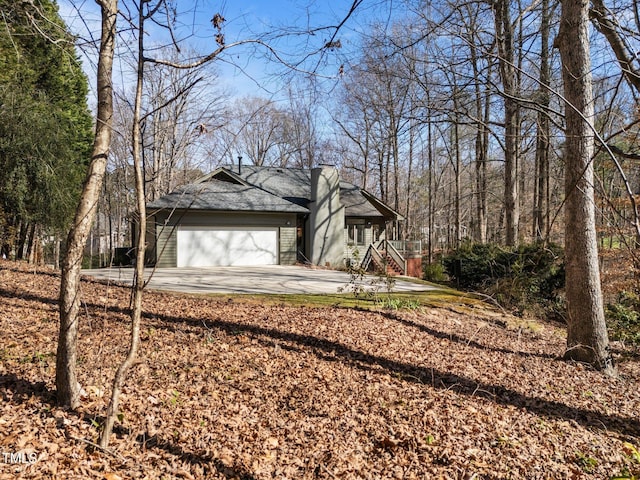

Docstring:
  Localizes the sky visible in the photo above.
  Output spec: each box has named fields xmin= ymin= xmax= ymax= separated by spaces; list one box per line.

xmin=55 ymin=0 xmax=394 ymax=104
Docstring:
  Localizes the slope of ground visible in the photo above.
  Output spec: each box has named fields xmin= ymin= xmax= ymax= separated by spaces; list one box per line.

xmin=1 ymin=261 xmax=639 ymax=479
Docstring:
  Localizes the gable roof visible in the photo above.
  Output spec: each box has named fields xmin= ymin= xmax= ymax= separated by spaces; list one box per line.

xmin=340 ymin=182 xmax=390 ymax=217
xmin=147 ymin=179 xmax=308 ymax=213
xmin=149 ymin=165 xmax=403 ymax=220
xmin=200 ymin=165 xmax=311 ymax=208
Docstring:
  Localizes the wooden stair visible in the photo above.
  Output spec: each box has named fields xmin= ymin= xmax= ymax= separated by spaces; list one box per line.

xmin=380 ymin=251 xmax=404 ymax=276
xmin=361 ymin=240 xmax=407 ymax=276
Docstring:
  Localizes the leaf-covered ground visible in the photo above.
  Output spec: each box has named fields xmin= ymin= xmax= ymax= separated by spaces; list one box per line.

xmin=1 ymin=261 xmax=639 ymax=479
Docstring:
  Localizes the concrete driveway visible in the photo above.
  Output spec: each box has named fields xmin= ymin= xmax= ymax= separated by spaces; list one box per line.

xmin=82 ymin=265 xmax=434 ymax=295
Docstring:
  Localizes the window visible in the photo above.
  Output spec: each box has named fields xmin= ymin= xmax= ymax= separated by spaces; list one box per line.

xmin=347 ymin=223 xmax=365 ymax=245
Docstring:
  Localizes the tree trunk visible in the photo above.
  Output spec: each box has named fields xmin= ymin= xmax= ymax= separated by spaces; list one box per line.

xmin=558 ymin=0 xmax=614 ymax=372
xmin=591 ymin=0 xmax=640 ymax=94
xmin=534 ymin=0 xmax=551 ymax=241
xmin=405 ymin=119 xmax=414 ymax=239
xmin=56 ymin=0 xmax=117 ymax=409
xmin=54 ymin=237 xmax=60 ymax=270
xmin=17 ymin=221 xmax=28 ymax=260
xmin=495 ymin=0 xmax=519 ymax=246
xmin=100 ymin=0 xmax=146 ymax=447
xmin=26 ymin=223 xmax=36 ymax=264
xmin=472 ymin=45 xmax=489 ymax=244
xmin=453 ymin=114 xmax=461 ymax=248
xmin=449 ymin=72 xmax=462 ymax=248
xmin=378 ymin=149 xmax=385 ymax=203
xmin=427 ymin=108 xmax=434 ymax=263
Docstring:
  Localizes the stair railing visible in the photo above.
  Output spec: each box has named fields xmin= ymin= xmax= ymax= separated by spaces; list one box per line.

xmin=361 ymin=241 xmax=384 ymax=272
xmin=361 ymin=239 xmax=406 ymax=275
xmin=382 ymin=239 xmax=407 ymax=275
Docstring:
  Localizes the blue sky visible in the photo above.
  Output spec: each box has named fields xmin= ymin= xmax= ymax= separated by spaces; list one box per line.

xmin=56 ymin=1 xmax=391 ymax=103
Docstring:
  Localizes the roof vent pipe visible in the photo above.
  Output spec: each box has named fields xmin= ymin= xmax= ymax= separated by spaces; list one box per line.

xmin=237 ymin=155 xmax=242 ymax=175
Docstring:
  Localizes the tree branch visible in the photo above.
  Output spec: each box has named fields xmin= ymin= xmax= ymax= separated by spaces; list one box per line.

xmin=590 ymin=0 xmax=640 ymax=94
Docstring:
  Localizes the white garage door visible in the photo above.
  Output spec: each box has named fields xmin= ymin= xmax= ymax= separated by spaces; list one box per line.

xmin=177 ymin=227 xmax=278 ymax=267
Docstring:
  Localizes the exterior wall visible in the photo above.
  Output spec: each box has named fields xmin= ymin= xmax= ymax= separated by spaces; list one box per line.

xmin=279 ymin=226 xmax=297 ymax=265
xmin=365 ymin=226 xmax=374 ymax=246
xmin=144 ymin=217 xmax=159 ymax=266
xmin=344 ymin=224 xmax=374 ymax=264
xmin=151 ymin=210 xmax=297 ymax=267
xmin=155 ymin=219 xmax=177 ymax=268
xmin=343 ymin=218 xmax=387 ymax=264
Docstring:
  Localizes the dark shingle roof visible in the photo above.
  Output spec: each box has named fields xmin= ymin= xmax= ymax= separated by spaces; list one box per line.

xmin=232 ymin=166 xmax=311 ymax=203
xmin=147 ymin=180 xmax=308 ymax=213
xmin=149 ymin=165 xmax=402 ymax=220
xmin=217 ymin=165 xmax=395 ymax=218
xmin=339 ymin=182 xmax=388 ymax=217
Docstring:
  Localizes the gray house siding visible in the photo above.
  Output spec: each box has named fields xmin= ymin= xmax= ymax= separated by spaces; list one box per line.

xmin=344 ymin=222 xmax=374 ymax=264
xmin=151 ymin=210 xmax=297 ymax=267
xmin=279 ymin=226 xmax=297 ymax=265
xmin=154 ymin=218 xmax=177 ymax=268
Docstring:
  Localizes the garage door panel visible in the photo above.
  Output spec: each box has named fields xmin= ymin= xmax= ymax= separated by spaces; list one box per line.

xmin=177 ymin=227 xmax=278 ymax=267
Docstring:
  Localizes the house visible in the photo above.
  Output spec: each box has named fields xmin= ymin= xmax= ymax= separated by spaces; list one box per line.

xmin=145 ymin=164 xmax=405 ymax=269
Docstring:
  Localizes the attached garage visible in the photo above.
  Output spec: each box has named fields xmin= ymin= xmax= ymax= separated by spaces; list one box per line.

xmin=147 ymin=209 xmax=299 ymax=268
xmin=176 ymin=227 xmax=278 ymax=267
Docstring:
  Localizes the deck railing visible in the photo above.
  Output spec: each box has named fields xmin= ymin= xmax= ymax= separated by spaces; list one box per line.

xmin=388 ymin=240 xmax=422 ymax=254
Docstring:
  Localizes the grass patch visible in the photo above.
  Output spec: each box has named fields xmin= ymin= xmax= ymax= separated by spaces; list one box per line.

xmin=217 ymin=287 xmax=486 ymax=312
xmin=186 ymin=282 xmax=535 ymax=333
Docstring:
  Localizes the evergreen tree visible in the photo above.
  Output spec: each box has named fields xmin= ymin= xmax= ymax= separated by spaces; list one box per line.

xmin=0 ymin=0 xmax=92 ymax=261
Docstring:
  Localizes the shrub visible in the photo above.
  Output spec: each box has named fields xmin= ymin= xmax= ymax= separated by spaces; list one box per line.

xmin=442 ymin=243 xmax=503 ymax=289
xmin=442 ymin=242 xmax=565 ymax=317
xmin=82 ymin=253 xmax=102 ymax=269
xmin=606 ymin=291 xmax=640 ymax=345
xmin=422 ymin=260 xmax=448 ymax=283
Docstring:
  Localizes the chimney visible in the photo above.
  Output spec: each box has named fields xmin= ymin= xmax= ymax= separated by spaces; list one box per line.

xmin=309 ymin=165 xmax=345 ymax=267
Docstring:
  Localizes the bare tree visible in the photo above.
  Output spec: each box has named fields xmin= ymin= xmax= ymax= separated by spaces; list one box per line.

xmin=465 ymin=2 xmax=493 ymax=244
xmin=335 ymin=28 xmax=412 ymax=214
xmin=557 ymin=0 xmax=614 ymax=372
xmin=141 ymin=54 xmax=224 ymax=200
xmin=533 ymin=0 xmax=555 ymax=240
xmin=590 ymin=0 xmax=640 ymax=94
xmin=57 ymin=0 xmax=117 ymax=409
xmin=219 ymin=97 xmax=289 ymax=166
xmin=281 ymin=84 xmax=321 ymax=168
xmin=98 ymin=0 xmax=148 ymax=447
xmin=96 ymin=0 xmax=360 ymax=447
xmin=590 ymin=0 xmax=640 ymax=250
xmin=333 ymin=74 xmax=378 ymax=191
xmin=494 ymin=0 xmax=520 ymax=246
